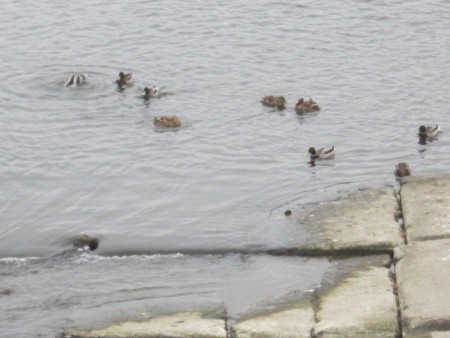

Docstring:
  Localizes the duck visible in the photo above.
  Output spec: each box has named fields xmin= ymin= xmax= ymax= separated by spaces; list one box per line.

xmin=418 ymin=125 xmax=440 ymax=139
xmin=72 ymin=234 xmax=99 ymax=251
xmin=64 ymin=73 xmax=86 ymax=86
xmin=260 ymin=96 xmax=286 ymax=110
xmin=116 ymin=72 xmax=133 ymax=86
xmin=394 ymin=162 xmax=411 ymax=177
xmin=308 ymin=146 xmax=335 ymax=160
xmin=295 ymin=97 xmax=320 ymax=114
xmin=143 ymin=86 xmax=159 ymax=99
xmin=154 ymin=116 xmax=181 ymax=128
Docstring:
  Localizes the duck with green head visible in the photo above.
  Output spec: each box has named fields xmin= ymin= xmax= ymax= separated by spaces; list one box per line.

xmin=143 ymin=86 xmax=159 ymax=100
xmin=308 ymin=146 xmax=335 ymax=160
xmin=418 ymin=125 xmax=439 ymax=139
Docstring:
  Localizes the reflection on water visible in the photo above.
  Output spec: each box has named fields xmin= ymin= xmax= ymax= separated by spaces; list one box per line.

xmin=1 ymin=0 xmax=450 ymax=336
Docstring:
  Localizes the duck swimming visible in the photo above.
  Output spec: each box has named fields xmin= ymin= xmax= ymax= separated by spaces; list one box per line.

xmin=418 ymin=125 xmax=440 ymax=139
xmin=394 ymin=162 xmax=411 ymax=177
xmin=260 ymin=96 xmax=286 ymax=110
xmin=308 ymin=146 xmax=335 ymax=160
xmin=116 ymin=72 xmax=133 ymax=87
xmin=72 ymin=234 xmax=99 ymax=251
xmin=64 ymin=73 xmax=86 ymax=86
xmin=143 ymin=86 xmax=159 ymax=99
xmin=154 ymin=116 xmax=181 ymax=128
xmin=295 ymin=97 xmax=320 ymax=114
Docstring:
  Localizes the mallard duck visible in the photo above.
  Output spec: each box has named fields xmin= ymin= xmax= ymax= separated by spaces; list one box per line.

xmin=308 ymin=146 xmax=335 ymax=160
xmin=73 ymin=235 xmax=99 ymax=251
xmin=260 ymin=96 xmax=286 ymax=110
xmin=394 ymin=162 xmax=411 ymax=177
xmin=418 ymin=125 xmax=439 ymax=138
xmin=143 ymin=86 xmax=159 ymax=99
xmin=154 ymin=116 xmax=181 ymax=128
xmin=116 ymin=72 xmax=133 ymax=86
xmin=295 ymin=97 xmax=320 ymax=114
xmin=64 ymin=73 xmax=86 ymax=86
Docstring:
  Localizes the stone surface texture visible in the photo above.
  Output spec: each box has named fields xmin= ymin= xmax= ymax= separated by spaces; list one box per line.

xmin=314 ymin=266 xmax=399 ymax=338
xmin=396 ymin=239 xmax=450 ymax=335
xmin=300 ymin=186 xmax=402 ymax=253
xmin=64 ymin=312 xmax=227 ymax=338
xmin=401 ymin=174 xmax=450 ymax=242
xmin=62 ymin=176 xmax=450 ymax=338
xmin=231 ymin=305 xmax=314 ymax=338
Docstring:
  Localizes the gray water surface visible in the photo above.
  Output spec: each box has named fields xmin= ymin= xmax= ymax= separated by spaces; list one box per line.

xmin=1 ymin=0 xmax=449 ymax=336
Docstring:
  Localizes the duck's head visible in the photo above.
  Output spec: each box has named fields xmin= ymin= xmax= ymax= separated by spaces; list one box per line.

xmin=419 ymin=125 xmax=426 ymax=133
xmin=275 ymin=96 xmax=286 ymax=109
xmin=297 ymin=98 xmax=304 ymax=105
xmin=89 ymin=238 xmax=99 ymax=251
xmin=118 ymin=72 xmax=125 ymax=80
xmin=308 ymin=147 xmax=316 ymax=156
xmin=143 ymin=87 xmax=150 ymax=96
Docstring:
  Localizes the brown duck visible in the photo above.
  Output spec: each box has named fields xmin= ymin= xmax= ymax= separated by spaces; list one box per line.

xmin=154 ymin=116 xmax=181 ymax=128
xmin=295 ymin=97 xmax=320 ymax=114
xmin=394 ymin=162 xmax=411 ymax=177
xmin=260 ymin=96 xmax=287 ymax=110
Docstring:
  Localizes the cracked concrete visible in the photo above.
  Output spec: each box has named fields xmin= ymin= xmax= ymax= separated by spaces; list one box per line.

xmin=62 ymin=175 xmax=450 ymax=338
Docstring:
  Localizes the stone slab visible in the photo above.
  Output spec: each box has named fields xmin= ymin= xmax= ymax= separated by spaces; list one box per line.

xmin=231 ymin=304 xmax=314 ymax=338
xmin=396 ymin=239 xmax=450 ymax=335
xmin=402 ymin=332 xmax=450 ymax=338
xmin=299 ymin=186 xmax=403 ymax=253
xmin=400 ymin=174 xmax=450 ymax=242
xmin=314 ymin=266 xmax=399 ymax=337
xmin=64 ymin=311 xmax=227 ymax=338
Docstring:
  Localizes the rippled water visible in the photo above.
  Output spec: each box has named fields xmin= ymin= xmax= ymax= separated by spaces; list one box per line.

xmin=1 ymin=0 xmax=450 ymax=336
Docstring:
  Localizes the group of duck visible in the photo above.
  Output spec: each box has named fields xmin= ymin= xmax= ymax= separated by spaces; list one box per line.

xmin=64 ymin=72 xmax=181 ymax=128
xmin=260 ymin=94 xmax=441 ymax=176
xmin=260 ymin=94 xmax=335 ymax=164
xmin=65 ymin=74 xmax=440 ymax=175
xmin=393 ymin=124 xmax=440 ymax=177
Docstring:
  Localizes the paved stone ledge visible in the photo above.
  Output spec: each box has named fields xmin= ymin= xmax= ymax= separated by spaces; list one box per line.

xmin=231 ymin=303 xmax=314 ymax=338
xmin=299 ymin=186 xmax=403 ymax=253
xmin=396 ymin=239 xmax=450 ymax=336
xmin=314 ymin=266 xmax=398 ymax=337
xmin=405 ymin=332 xmax=450 ymax=338
xmin=64 ymin=311 xmax=227 ymax=338
xmin=61 ymin=177 xmax=450 ymax=338
xmin=231 ymin=260 xmax=397 ymax=338
xmin=400 ymin=174 xmax=450 ymax=242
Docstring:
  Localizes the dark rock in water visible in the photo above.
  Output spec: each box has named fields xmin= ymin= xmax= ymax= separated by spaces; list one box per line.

xmin=73 ymin=235 xmax=99 ymax=251
xmin=284 ymin=210 xmax=292 ymax=216
xmin=394 ymin=162 xmax=411 ymax=177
